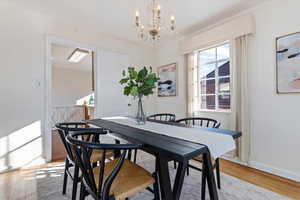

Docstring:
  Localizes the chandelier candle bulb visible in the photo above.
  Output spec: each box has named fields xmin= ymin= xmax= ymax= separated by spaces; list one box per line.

xmin=170 ymin=15 xmax=175 ymax=31
xmin=157 ymin=5 xmax=161 ymax=18
xmin=135 ymin=11 xmax=140 ymax=27
xmin=141 ymin=25 xmax=145 ymax=39
xmin=171 ymin=15 xmax=175 ymax=23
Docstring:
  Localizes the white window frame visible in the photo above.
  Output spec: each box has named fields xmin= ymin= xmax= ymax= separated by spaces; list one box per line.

xmin=196 ymin=42 xmax=232 ymax=113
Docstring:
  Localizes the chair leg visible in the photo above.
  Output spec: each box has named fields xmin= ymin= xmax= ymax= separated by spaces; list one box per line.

xmin=201 ymin=165 xmax=206 ymax=200
xmin=216 ymin=158 xmax=221 ymax=189
xmin=173 ymin=161 xmax=177 ymax=169
xmin=153 ymin=173 xmax=161 ymax=200
xmin=186 ymin=161 xmax=190 ymax=176
xmin=133 ymin=149 xmax=137 ymax=163
xmin=62 ymin=158 xmax=69 ymax=195
xmin=127 ymin=150 xmax=132 ymax=160
xmin=154 ymin=156 xmax=163 ymax=200
xmin=79 ymin=182 xmax=86 ymax=200
xmin=92 ymin=161 xmax=98 ymax=168
xmin=72 ymin=164 xmax=80 ymax=200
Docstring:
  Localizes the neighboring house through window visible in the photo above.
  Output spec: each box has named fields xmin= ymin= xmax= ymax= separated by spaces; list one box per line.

xmin=196 ymin=43 xmax=231 ymax=112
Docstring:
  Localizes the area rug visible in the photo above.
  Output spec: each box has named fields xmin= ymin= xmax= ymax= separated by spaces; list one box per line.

xmin=31 ymin=152 xmax=290 ymax=200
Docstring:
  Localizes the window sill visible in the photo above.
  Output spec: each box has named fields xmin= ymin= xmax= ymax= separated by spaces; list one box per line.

xmin=195 ymin=109 xmax=232 ymax=114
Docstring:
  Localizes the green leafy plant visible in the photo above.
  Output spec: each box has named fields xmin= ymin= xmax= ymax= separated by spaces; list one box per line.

xmin=119 ymin=66 xmax=159 ymax=98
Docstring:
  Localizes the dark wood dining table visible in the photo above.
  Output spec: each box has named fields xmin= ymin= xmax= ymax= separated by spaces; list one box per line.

xmin=87 ymin=118 xmax=241 ymax=200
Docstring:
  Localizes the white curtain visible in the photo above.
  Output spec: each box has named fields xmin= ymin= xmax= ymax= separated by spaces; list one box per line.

xmin=186 ymin=35 xmax=251 ymax=163
xmin=230 ymin=35 xmax=251 ymax=163
xmin=186 ymin=53 xmax=198 ymax=117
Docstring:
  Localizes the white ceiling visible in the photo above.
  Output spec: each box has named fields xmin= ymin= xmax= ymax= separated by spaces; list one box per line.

xmin=10 ymin=0 xmax=268 ymax=43
xmin=52 ymin=44 xmax=92 ymax=72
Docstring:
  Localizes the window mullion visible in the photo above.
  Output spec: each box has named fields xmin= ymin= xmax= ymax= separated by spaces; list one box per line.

xmin=200 ymin=58 xmax=229 ymax=66
xmin=197 ymin=52 xmax=200 ymax=111
xmin=215 ymin=48 xmax=219 ymax=111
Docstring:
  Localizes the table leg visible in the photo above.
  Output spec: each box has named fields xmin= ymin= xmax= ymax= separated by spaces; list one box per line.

xmin=201 ymin=159 xmax=206 ymax=200
xmin=173 ymin=161 xmax=188 ymax=200
xmin=157 ymin=156 xmax=173 ymax=200
xmin=154 ymin=158 xmax=161 ymax=199
xmin=203 ymin=152 xmax=219 ymax=200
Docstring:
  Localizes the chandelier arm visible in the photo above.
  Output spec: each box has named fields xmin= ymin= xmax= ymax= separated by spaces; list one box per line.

xmin=134 ymin=0 xmax=175 ymax=43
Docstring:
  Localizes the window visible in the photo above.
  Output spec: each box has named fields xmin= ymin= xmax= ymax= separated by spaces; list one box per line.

xmin=197 ymin=43 xmax=231 ymax=111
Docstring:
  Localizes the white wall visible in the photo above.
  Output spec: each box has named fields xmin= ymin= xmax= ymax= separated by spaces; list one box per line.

xmin=246 ymin=0 xmax=300 ymax=181
xmin=52 ymin=68 xmax=92 ymax=106
xmin=151 ymin=0 xmax=300 ymax=181
xmin=0 ymin=2 xmax=155 ymax=172
xmin=96 ymin=51 xmax=156 ymax=118
xmin=97 ymin=51 xmax=131 ymax=117
xmin=151 ymin=40 xmax=187 ymax=119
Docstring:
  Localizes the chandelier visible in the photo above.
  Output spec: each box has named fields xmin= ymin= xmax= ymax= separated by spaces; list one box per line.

xmin=134 ymin=0 xmax=176 ymax=43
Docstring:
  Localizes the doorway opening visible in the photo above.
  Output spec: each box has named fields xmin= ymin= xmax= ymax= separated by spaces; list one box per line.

xmin=44 ymin=37 xmax=98 ymax=162
xmin=51 ymin=44 xmax=95 ymax=160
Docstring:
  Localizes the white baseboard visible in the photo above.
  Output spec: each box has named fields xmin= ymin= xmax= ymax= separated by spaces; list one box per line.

xmin=248 ymin=160 xmax=300 ymax=182
xmin=222 ymin=156 xmax=247 ymax=165
xmin=0 ymin=166 xmax=21 ymax=174
xmin=0 ymin=157 xmax=47 ymax=174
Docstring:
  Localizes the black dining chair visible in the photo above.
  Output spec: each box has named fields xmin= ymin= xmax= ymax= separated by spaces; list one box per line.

xmin=147 ymin=113 xmax=176 ymax=122
xmin=55 ymin=122 xmax=114 ymax=200
xmin=175 ymin=117 xmax=221 ymax=197
xmin=66 ymin=130 xmax=160 ymax=200
xmin=176 ymin=117 xmax=220 ymax=128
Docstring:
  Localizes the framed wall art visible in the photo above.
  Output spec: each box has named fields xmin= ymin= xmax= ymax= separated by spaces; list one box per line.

xmin=276 ymin=32 xmax=300 ymax=93
xmin=157 ymin=63 xmax=177 ymax=97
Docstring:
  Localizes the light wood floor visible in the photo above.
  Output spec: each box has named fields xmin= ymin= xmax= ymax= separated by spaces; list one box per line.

xmin=0 ymin=159 xmax=299 ymax=200
xmin=220 ymin=159 xmax=300 ymax=200
xmin=0 ymin=161 xmax=63 ymax=200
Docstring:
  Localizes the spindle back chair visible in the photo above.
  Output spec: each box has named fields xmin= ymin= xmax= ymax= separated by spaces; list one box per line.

xmin=55 ymin=122 xmax=107 ymax=200
xmin=147 ymin=113 xmax=176 ymax=122
xmin=176 ymin=117 xmax=220 ymax=128
xmin=66 ymin=130 xmax=159 ymax=200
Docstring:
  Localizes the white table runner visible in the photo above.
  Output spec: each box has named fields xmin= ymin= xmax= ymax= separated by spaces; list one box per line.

xmin=103 ymin=116 xmax=235 ymax=158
